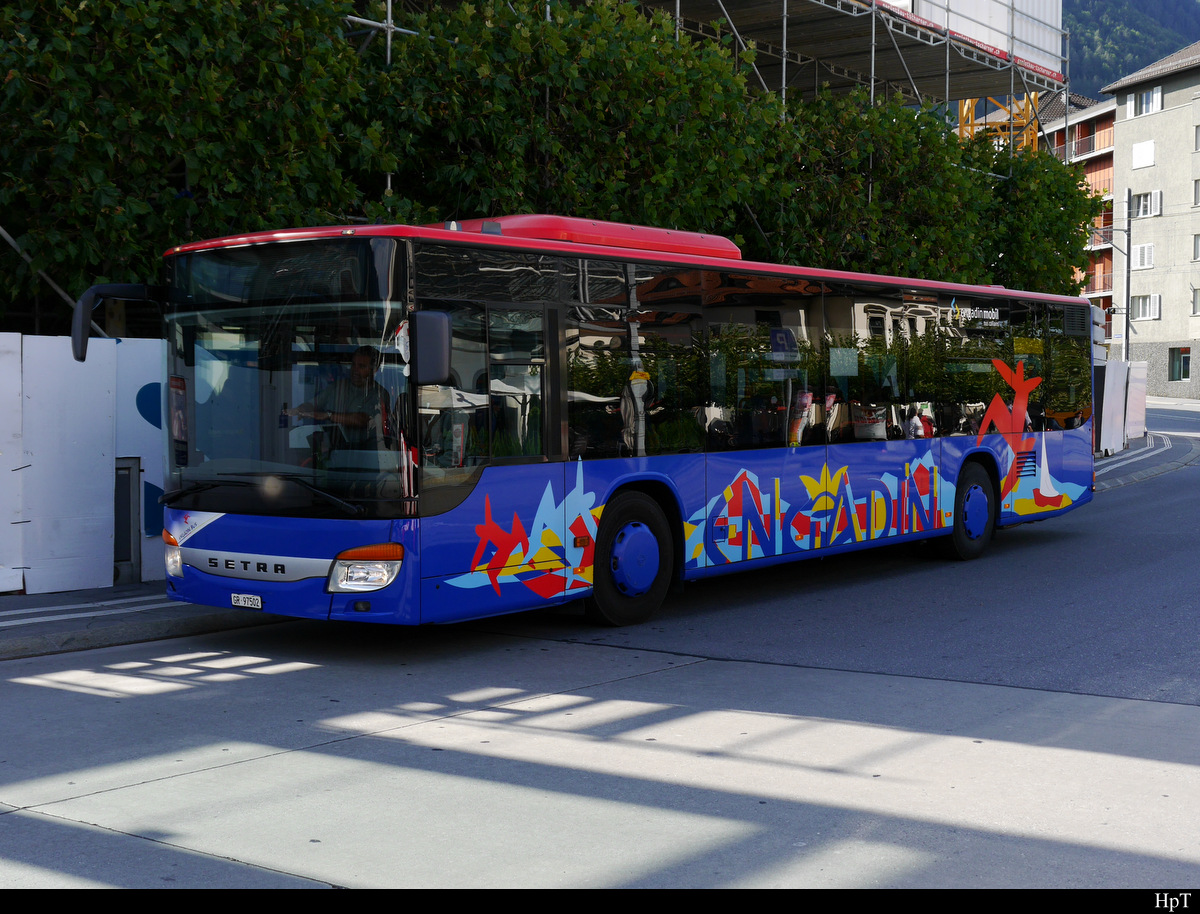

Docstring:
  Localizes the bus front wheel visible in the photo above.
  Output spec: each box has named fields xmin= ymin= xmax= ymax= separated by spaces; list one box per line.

xmin=585 ymin=492 xmax=673 ymax=626
xmin=946 ymin=462 xmax=995 ymax=560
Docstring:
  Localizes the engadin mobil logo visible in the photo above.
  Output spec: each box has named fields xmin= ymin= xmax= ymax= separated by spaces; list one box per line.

xmin=173 ymin=511 xmax=225 ymax=544
xmin=955 ymin=298 xmax=1001 ymax=323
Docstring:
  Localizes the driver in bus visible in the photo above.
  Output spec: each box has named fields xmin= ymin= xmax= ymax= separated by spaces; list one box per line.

xmin=286 ymin=345 xmax=391 ymax=449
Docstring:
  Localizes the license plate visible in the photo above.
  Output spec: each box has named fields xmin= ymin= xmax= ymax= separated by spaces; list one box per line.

xmin=231 ymin=593 xmax=262 ymax=609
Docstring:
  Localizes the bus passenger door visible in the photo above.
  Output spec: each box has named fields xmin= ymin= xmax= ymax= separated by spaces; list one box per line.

xmin=416 ymin=299 xmax=570 ymax=621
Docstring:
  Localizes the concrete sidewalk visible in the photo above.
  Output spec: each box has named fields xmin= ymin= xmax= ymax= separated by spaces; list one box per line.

xmin=0 ymin=582 xmax=282 ymax=662
xmin=1147 ymin=395 xmax=1200 ymax=411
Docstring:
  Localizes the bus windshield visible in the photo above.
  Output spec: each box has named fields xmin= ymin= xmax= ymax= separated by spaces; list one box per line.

xmin=163 ymin=237 xmax=417 ymax=519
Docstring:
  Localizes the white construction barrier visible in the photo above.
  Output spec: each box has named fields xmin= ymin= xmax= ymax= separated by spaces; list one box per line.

xmin=0 ymin=336 xmax=165 ymax=594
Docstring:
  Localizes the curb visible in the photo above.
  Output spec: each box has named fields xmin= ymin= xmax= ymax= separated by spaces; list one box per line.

xmin=1094 ymin=433 xmax=1200 ymax=492
xmin=0 ymin=605 xmax=286 ymax=662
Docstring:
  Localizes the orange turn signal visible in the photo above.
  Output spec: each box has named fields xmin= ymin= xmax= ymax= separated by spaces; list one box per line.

xmin=335 ymin=543 xmax=405 ymax=562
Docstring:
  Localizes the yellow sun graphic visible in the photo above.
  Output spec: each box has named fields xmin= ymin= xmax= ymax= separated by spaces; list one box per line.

xmin=800 ymin=464 xmax=848 ymax=512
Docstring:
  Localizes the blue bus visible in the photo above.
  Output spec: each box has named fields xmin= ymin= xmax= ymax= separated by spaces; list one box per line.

xmin=73 ymin=215 xmax=1096 ymax=625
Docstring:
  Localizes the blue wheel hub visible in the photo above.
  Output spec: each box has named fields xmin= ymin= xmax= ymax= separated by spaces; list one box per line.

xmin=609 ymin=522 xmax=660 ymax=597
xmin=962 ymin=485 xmax=989 ymax=540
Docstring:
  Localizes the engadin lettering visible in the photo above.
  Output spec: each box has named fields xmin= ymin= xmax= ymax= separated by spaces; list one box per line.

xmin=959 ymin=307 xmax=1000 ymax=321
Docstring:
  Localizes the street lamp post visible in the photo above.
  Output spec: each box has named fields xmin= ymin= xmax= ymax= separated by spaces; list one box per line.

xmin=1124 ymin=187 xmax=1132 ymax=363
xmin=1105 ymin=188 xmax=1133 ymax=363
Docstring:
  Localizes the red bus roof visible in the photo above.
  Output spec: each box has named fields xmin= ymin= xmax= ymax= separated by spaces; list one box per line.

xmin=443 ymin=215 xmax=742 ymax=260
xmin=165 ymin=214 xmax=1088 ymax=307
xmin=166 ymin=214 xmax=741 ymax=260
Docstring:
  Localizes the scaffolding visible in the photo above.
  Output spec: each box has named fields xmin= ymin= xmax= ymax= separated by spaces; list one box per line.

xmin=348 ymin=1 xmax=1067 ymax=144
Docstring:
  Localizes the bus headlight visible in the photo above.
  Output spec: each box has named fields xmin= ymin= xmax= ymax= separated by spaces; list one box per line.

xmin=328 ymin=543 xmax=405 ymax=593
xmin=163 ymin=530 xmax=183 ymax=578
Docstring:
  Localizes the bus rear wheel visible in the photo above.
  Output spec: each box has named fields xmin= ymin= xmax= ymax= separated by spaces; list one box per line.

xmin=946 ymin=462 xmax=995 ymax=560
xmin=585 ymin=492 xmax=673 ymax=626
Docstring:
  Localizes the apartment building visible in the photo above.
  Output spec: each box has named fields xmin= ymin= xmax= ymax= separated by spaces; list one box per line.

xmin=1041 ymin=92 xmax=1116 ymax=351
xmin=1103 ymin=40 xmax=1200 ymax=396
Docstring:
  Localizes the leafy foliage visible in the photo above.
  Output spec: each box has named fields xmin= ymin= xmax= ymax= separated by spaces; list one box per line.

xmin=0 ymin=0 xmax=1101 ymax=330
xmin=963 ymin=138 xmax=1103 ymax=295
xmin=356 ymin=0 xmax=774 ymax=241
xmin=748 ymin=93 xmax=993 ymax=283
xmin=0 ymin=0 xmax=373 ymax=321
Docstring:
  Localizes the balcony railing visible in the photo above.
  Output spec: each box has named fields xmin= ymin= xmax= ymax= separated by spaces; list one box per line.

xmin=1050 ymin=133 xmax=1115 ymax=162
xmin=1084 ymin=270 xmax=1113 ymax=294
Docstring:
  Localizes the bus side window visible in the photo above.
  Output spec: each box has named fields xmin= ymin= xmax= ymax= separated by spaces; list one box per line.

xmin=487 ymin=308 xmax=545 ymax=460
xmin=567 ymin=306 xmax=627 ymax=459
xmin=567 ymin=264 xmax=705 ymax=459
xmin=706 ymin=275 xmax=820 ymax=451
xmin=414 ymin=300 xmax=489 ymax=472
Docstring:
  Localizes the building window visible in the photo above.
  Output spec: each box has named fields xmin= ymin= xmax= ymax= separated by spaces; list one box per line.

xmin=1170 ymin=347 xmax=1191 ymax=381
xmin=1132 ymin=243 xmax=1155 ymax=269
xmin=1133 ymin=191 xmax=1162 ymax=217
xmin=1131 ymin=294 xmax=1160 ymax=320
xmin=1128 ymin=87 xmax=1162 ymax=117
xmin=1194 ymin=289 xmax=1200 ymax=315
xmin=1195 ymin=124 xmax=1200 ymax=151
xmin=1132 ymin=141 xmax=1155 ymax=168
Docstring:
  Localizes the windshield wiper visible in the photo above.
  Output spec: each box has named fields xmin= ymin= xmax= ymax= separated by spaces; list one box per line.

xmin=263 ymin=473 xmax=363 ymax=516
xmin=160 ymin=473 xmax=363 ymax=516
xmin=159 ymin=477 xmax=257 ymax=505
xmin=217 ymin=472 xmax=364 ymax=516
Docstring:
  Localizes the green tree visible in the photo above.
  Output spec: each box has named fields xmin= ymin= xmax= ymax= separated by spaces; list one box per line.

xmin=0 ymin=0 xmax=381 ymax=323
xmin=964 ymin=138 xmax=1103 ymax=295
xmin=748 ymin=92 xmax=992 ymax=284
xmin=356 ymin=0 xmax=776 ymax=241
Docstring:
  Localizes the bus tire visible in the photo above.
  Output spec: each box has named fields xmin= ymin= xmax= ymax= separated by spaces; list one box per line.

xmin=585 ymin=492 xmax=673 ymax=626
xmin=946 ymin=462 xmax=995 ymax=560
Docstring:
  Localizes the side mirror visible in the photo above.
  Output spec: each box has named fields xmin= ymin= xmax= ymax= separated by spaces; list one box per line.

xmin=71 ymin=283 xmax=155 ymax=361
xmin=411 ymin=310 xmax=452 ymax=386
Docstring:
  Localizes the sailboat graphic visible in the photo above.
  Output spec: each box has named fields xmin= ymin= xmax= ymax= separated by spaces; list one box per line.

xmin=1032 ymin=433 xmax=1067 ymax=509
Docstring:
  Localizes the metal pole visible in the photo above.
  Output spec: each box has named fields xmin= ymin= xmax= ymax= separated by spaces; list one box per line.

xmin=0 ymin=223 xmax=106 ymax=335
xmin=386 ymin=0 xmax=393 ymax=195
xmin=781 ymin=0 xmax=787 ymax=105
xmin=1124 ymin=187 xmax=1132 ymax=363
xmin=1009 ymin=0 xmax=1015 ymax=148
xmin=1063 ymin=31 xmax=1071 ymax=159
xmin=714 ymin=0 xmax=768 ymax=92
xmin=870 ymin=0 xmax=876 ymax=106
xmin=944 ymin=8 xmax=950 ymax=117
